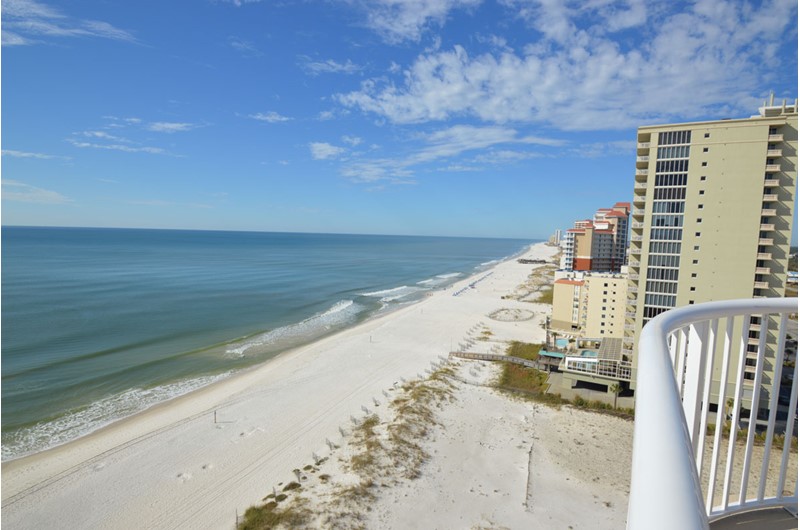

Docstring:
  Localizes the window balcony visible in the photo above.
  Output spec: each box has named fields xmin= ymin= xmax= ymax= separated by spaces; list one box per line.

xmin=763 ymin=179 xmax=779 ymax=187
xmin=629 ymin=298 xmax=797 ymax=529
xmin=756 ymin=252 xmax=772 ymax=260
xmin=759 ymin=224 xmax=774 ymax=231
xmin=754 ymin=267 xmax=770 ymax=274
xmin=634 ymin=182 xmax=648 ymax=189
xmin=766 ymin=149 xmax=782 ymax=157
xmin=630 ymin=247 xmax=641 ymax=255
xmin=758 ymin=238 xmax=774 ymax=246
xmin=633 ymin=208 xmax=645 ymax=217
xmin=629 ymin=273 xmax=639 ymax=280
xmin=767 ymin=134 xmax=784 ymax=141
xmin=632 ymin=222 xmax=645 ymax=229
xmin=637 ymin=142 xmax=651 ymax=150
xmin=762 ymin=194 xmax=778 ymax=201
xmin=636 ymin=168 xmax=648 ymax=176
xmin=753 ymin=281 xmax=769 ymax=289
xmin=761 ymin=209 xmax=777 ymax=216
xmin=764 ymin=164 xmax=780 ymax=172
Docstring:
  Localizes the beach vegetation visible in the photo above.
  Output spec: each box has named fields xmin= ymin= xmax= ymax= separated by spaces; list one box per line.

xmin=238 ymin=495 xmax=312 ymax=530
xmin=506 ymin=341 xmax=541 ymax=361
xmin=537 ymin=286 xmax=554 ymax=304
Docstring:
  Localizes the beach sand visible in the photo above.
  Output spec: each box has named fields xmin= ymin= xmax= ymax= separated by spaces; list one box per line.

xmin=2 ymin=242 xmax=634 ymax=529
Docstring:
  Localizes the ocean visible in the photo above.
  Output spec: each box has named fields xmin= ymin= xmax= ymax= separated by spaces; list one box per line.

xmin=1 ymin=227 xmax=533 ymax=460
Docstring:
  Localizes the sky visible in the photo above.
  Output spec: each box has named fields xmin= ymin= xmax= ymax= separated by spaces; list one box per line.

xmin=2 ymin=0 xmax=798 ymax=240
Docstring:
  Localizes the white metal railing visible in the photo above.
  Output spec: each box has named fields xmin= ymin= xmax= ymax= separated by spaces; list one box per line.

xmin=628 ymin=298 xmax=798 ymax=529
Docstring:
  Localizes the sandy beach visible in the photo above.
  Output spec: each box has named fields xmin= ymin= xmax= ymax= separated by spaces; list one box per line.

xmin=2 ymin=242 xmax=634 ymax=529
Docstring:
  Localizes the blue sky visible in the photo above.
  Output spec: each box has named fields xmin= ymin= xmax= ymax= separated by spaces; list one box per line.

xmin=2 ymin=0 xmax=798 ymax=239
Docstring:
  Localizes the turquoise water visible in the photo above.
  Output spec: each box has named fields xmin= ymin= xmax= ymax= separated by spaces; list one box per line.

xmin=581 ymin=350 xmax=598 ymax=357
xmin=2 ymin=227 xmax=533 ymax=460
xmin=555 ymin=338 xmax=569 ymax=348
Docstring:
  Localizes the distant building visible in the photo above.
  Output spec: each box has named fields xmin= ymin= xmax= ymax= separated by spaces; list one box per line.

xmin=548 ymin=228 xmax=563 ymax=246
xmin=625 ymin=97 xmax=797 ymax=412
xmin=546 ymin=270 xmax=631 ymax=394
xmin=560 ymin=203 xmax=630 ymax=272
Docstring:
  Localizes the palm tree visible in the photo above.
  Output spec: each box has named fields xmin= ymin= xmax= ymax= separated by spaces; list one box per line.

xmin=610 ymin=383 xmax=622 ymax=409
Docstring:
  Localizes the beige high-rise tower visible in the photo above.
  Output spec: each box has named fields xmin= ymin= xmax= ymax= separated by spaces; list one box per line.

xmin=625 ymin=97 xmax=797 ymax=411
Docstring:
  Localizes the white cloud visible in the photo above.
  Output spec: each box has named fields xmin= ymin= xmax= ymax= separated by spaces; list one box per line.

xmin=341 ymin=135 xmax=363 ymax=146
xmin=301 ymin=57 xmax=361 ymax=76
xmin=82 ymin=130 xmax=131 ymax=142
xmin=2 ymin=149 xmax=60 ymax=159
xmin=2 ymin=0 xmax=137 ymax=46
xmin=337 ymin=0 xmax=797 ymax=130
xmin=229 ymin=36 xmax=262 ymax=56
xmin=338 ymin=124 xmax=558 ymax=184
xmin=67 ymin=139 xmax=168 ymax=155
xmin=2 ymin=180 xmax=72 ymax=203
xmin=309 ymin=142 xmax=347 ymax=160
xmin=147 ymin=122 xmax=196 ymax=133
xmin=356 ymin=0 xmax=482 ymax=43
xmin=248 ymin=112 xmax=292 ymax=123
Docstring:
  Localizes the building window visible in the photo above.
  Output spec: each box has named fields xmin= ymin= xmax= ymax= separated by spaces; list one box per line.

xmin=697 ymin=218 xmax=702 ymax=223
xmin=689 ymin=300 xmax=695 ymax=305
xmin=699 ymin=204 xmax=704 ymax=209
xmin=700 ymin=176 xmax=706 ymax=181
xmin=695 ymin=232 xmax=701 ymax=237
xmin=690 ymin=287 xmax=696 ymax=291
xmin=699 ymin=190 xmax=705 ymax=195
xmin=703 ymin=147 xmax=709 ymax=152
xmin=694 ymin=245 xmax=700 ymax=250
xmin=691 ymin=273 xmax=697 ymax=278
xmin=704 ymin=133 xmax=710 ymax=138
xmin=701 ymin=162 xmax=708 ymax=167
xmin=692 ymin=259 xmax=699 ymax=264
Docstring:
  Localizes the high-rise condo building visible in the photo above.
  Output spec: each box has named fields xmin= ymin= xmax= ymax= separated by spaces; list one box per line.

xmin=559 ymin=203 xmax=630 ymax=272
xmin=625 ymin=97 xmax=798 ymax=413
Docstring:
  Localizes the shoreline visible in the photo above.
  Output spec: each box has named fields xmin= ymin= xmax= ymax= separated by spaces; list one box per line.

xmin=2 ymin=242 xmax=532 ymax=464
xmin=2 ymin=242 xmax=559 ymax=529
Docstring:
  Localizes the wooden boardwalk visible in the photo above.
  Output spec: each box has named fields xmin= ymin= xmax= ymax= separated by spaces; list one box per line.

xmin=449 ymin=351 xmax=537 ymax=368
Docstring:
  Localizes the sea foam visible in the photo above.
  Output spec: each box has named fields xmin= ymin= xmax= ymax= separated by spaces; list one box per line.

xmin=1 ymin=372 xmax=231 ymax=461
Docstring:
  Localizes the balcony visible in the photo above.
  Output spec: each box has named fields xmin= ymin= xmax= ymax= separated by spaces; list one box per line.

xmin=629 ymin=273 xmax=639 ymax=280
xmin=632 ymin=221 xmax=645 ymax=229
xmin=758 ymin=238 xmax=774 ymax=246
xmin=759 ymin=224 xmax=775 ymax=231
xmin=762 ymin=194 xmax=778 ymax=202
xmin=766 ymin=149 xmax=783 ymax=157
xmin=636 ymin=168 xmax=648 ymax=176
xmin=754 ymin=267 xmax=770 ymax=274
xmin=634 ymin=182 xmax=648 ymax=189
xmin=628 ymin=298 xmax=797 ymax=529
xmin=765 ymin=164 xmax=781 ymax=172
xmin=756 ymin=252 xmax=772 ymax=260
xmin=768 ymin=134 xmax=784 ymax=142
xmin=753 ymin=281 xmax=769 ymax=289
xmin=761 ymin=209 xmax=777 ymax=216
xmin=763 ymin=179 xmax=780 ymax=187
xmin=633 ymin=208 xmax=645 ymax=217
xmin=638 ymin=142 xmax=651 ymax=150
xmin=630 ymin=248 xmax=641 ymax=255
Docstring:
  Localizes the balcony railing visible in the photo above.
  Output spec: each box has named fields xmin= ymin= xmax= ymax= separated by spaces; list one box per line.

xmin=765 ymin=164 xmax=780 ymax=172
xmin=763 ymin=179 xmax=779 ymax=187
xmin=766 ymin=149 xmax=783 ymax=157
xmin=627 ymin=298 xmax=798 ymax=530
xmin=636 ymin=168 xmax=648 ymax=176
xmin=768 ymin=134 xmax=784 ymax=142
